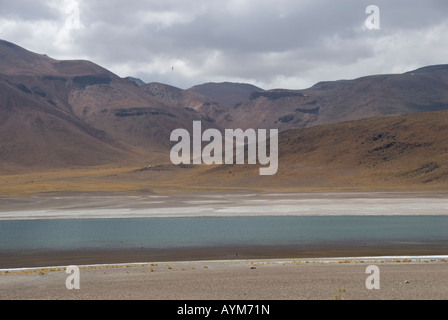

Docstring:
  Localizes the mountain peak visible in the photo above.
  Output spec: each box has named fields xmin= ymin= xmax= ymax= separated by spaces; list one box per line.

xmin=189 ymin=82 xmax=264 ymax=108
xmin=0 ymin=39 xmax=114 ymax=77
xmin=0 ymin=39 xmax=55 ymax=75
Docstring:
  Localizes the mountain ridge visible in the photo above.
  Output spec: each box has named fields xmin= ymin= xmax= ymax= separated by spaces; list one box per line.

xmin=0 ymin=40 xmax=211 ymax=169
xmin=225 ymin=64 xmax=448 ymax=131
xmin=1 ymin=37 xmax=448 ymax=189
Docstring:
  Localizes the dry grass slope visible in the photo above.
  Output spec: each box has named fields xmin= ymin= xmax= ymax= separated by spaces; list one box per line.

xmin=189 ymin=110 xmax=448 ymax=192
xmin=2 ymin=110 xmax=447 ymax=197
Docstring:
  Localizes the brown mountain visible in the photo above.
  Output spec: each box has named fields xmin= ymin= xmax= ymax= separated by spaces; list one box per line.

xmin=0 ymin=76 xmax=133 ymax=171
xmin=224 ymin=65 xmax=448 ymax=131
xmin=2 ymin=37 xmax=448 ymax=194
xmin=189 ymin=82 xmax=264 ymax=109
xmin=0 ymin=39 xmax=111 ymax=77
xmin=223 ymin=89 xmax=322 ymax=131
xmin=0 ymin=41 xmax=135 ymax=170
xmin=307 ymin=65 xmax=448 ymax=125
xmin=0 ymin=40 xmax=208 ymax=170
xmin=142 ymin=82 xmax=230 ymax=127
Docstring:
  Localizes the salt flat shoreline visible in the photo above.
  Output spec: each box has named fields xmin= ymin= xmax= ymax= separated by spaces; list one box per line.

xmin=1 ymin=191 xmax=446 ymax=268
xmin=2 ymin=242 xmax=448 ymax=269
xmin=2 ymin=255 xmax=447 ymax=272
xmin=1 ymin=191 xmax=448 ymax=220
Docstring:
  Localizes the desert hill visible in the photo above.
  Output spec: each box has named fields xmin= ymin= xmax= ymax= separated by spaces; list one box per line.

xmin=224 ymin=65 xmax=448 ymax=132
xmin=0 ymin=76 xmax=133 ymax=171
xmin=0 ymin=40 xmax=216 ymax=170
xmin=0 ymin=40 xmax=134 ymax=170
xmin=175 ymin=110 xmax=448 ymax=191
xmin=2 ymin=99 xmax=448 ymax=194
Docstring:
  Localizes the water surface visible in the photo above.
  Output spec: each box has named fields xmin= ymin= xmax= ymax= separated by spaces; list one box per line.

xmin=1 ymin=216 xmax=447 ymax=253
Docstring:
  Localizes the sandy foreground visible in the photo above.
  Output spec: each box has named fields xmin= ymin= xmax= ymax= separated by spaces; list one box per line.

xmin=1 ymin=257 xmax=447 ymax=300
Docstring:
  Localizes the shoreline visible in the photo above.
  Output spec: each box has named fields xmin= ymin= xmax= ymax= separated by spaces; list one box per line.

xmin=2 ymin=242 xmax=448 ymax=269
xmin=2 ymin=255 xmax=448 ymax=272
xmin=1 ymin=191 xmax=448 ymax=220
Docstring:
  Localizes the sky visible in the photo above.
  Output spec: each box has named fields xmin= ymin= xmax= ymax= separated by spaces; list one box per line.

xmin=0 ymin=0 xmax=447 ymax=90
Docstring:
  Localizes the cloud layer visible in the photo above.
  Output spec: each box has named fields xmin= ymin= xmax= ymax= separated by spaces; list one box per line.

xmin=1 ymin=0 xmax=447 ymax=89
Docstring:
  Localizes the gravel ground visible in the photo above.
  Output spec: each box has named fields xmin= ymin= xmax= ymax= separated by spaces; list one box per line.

xmin=1 ymin=258 xmax=447 ymax=300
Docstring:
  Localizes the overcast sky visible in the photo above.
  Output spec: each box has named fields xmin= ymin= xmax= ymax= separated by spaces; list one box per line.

xmin=1 ymin=0 xmax=447 ymax=89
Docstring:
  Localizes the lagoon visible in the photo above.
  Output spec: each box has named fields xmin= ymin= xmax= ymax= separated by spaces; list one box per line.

xmin=1 ymin=215 xmax=447 ymax=253
xmin=1 ymin=192 xmax=448 ymax=268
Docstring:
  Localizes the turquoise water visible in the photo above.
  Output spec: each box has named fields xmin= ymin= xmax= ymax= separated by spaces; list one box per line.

xmin=0 ymin=216 xmax=447 ymax=252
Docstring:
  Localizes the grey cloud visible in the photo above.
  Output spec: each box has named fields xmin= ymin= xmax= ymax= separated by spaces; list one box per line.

xmin=374 ymin=0 xmax=448 ymax=30
xmin=1 ymin=0 xmax=447 ymax=89
xmin=0 ymin=0 xmax=59 ymax=21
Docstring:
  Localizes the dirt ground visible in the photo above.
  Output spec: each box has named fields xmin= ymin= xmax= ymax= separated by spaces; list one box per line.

xmin=1 ymin=258 xmax=447 ymax=300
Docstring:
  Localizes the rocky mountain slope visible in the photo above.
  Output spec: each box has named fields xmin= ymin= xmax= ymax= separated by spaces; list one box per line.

xmin=224 ymin=65 xmax=448 ymax=131
xmin=0 ymin=40 xmax=214 ymax=169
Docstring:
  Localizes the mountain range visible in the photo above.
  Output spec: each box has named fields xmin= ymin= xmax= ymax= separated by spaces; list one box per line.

xmin=1 ymin=39 xmax=447 ymax=192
